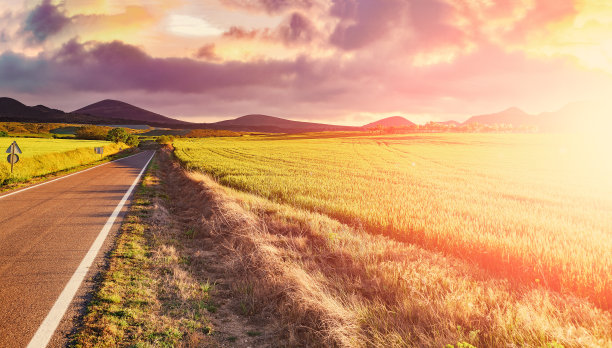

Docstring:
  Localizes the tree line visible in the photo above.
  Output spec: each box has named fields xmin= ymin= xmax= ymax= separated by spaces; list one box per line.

xmin=76 ymin=126 xmax=140 ymax=146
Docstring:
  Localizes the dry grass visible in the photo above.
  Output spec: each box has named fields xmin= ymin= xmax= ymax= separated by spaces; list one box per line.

xmin=167 ymin=148 xmax=612 ymax=347
xmin=73 ymin=158 xmax=217 ymax=347
xmin=75 ymin=147 xmax=612 ymax=347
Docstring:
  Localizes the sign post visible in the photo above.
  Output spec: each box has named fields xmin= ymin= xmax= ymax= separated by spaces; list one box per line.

xmin=94 ymin=147 xmax=104 ymax=159
xmin=5 ymin=141 xmax=22 ymax=174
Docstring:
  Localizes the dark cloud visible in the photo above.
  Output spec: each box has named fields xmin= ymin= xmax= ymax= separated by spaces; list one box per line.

xmin=219 ymin=0 xmax=316 ymax=14
xmin=329 ymin=0 xmax=463 ymax=51
xmin=330 ymin=0 xmax=403 ymax=50
xmin=223 ymin=26 xmax=261 ymax=40
xmin=0 ymin=39 xmax=309 ymax=94
xmin=278 ymin=12 xmax=316 ymax=45
xmin=194 ymin=43 xmax=220 ymax=61
xmin=23 ymin=0 xmax=70 ymax=43
xmin=223 ymin=12 xmax=317 ymax=46
xmin=328 ymin=0 xmax=577 ymax=52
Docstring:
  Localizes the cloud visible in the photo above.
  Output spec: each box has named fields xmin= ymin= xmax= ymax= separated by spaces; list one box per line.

xmin=277 ymin=12 xmax=317 ymax=45
xmin=22 ymin=0 xmax=71 ymax=43
xmin=2 ymin=37 xmax=610 ymax=121
xmin=223 ymin=26 xmax=260 ymax=40
xmin=219 ymin=0 xmax=317 ymax=14
xmin=2 ymin=0 xmax=610 ymax=124
xmin=222 ymin=11 xmax=317 ymax=47
xmin=194 ymin=43 xmax=220 ymax=61
xmin=71 ymin=6 xmax=157 ymax=34
xmin=0 ymin=39 xmax=304 ymax=94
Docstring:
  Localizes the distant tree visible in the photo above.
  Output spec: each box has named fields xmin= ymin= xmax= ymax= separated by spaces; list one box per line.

xmin=125 ymin=134 xmax=140 ymax=147
xmin=0 ymin=131 xmax=8 ymax=137
xmin=156 ymin=135 xmax=175 ymax=145
xmin=75 ymin=126 xmax=108 ymax=140
xmin=106 ymin=128 xmax=129 ymax=143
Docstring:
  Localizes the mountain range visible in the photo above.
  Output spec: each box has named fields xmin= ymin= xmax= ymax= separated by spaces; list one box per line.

xmin=0 ymin=97 xmax=608 ymax=133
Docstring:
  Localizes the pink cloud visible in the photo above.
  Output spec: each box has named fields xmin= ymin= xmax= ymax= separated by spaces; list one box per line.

xmin=219 ymin=0 xmax=317 ymax=14
xmin=222 ymin=11 xmax=317 ymax=46
xmin=1 ymin=0 xmax=608 ymax=124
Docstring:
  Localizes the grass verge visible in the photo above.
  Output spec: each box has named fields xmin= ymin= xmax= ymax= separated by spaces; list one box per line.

xmin=0 ymin=145 xmax=138 ymax=192
xmin=72 ymin=156 xmax=217 ymax=347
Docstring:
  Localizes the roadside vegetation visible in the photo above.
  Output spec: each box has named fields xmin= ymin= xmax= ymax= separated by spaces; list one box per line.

xmin=0 ymin=123 xmax=150 ymax=186
xmin=0 ymin=138 xmax=123 ymax=185
xmin=180 ymin=164 xmax=612 ymax=347
xmin=82 ymin=147 xmax=610 ymax=347
xmin=73 ymin=138 xmax=612 ymax=347
xmin=74 ymin=152 xmax=279 ymax=347
xmin=73 ymin=158 xmax=219 ymax=346
xmin=173 ymin=133 xmax=612 ymax=311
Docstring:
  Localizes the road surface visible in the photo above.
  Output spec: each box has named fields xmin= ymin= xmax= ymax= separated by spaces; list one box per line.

xmin=0 ymin=151 xmax=154 ymax=347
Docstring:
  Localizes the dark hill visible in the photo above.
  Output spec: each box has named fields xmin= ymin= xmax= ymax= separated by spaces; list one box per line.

xmin=212 ymin=114 xmax=359 ymax=132
xmin=74 ymin=99 xmax=190 ymax=126
xmin=364 ymin=116 xmax=415 ymax=128
xmin=0 ymin=97 xmax=106 ymax=124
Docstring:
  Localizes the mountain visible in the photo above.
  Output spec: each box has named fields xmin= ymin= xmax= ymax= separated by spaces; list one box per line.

xmin=74 ymin=99 xmax=190 ymax=126
xmin=463 ymin=107 xmax=532 ymax=126
xmin=0 ymin=97 xmax=107 ymax=124
xmin=364 ymin=116 xmax=415 ymax=128
xmin=212 ymin=114 xmax=359 ymax=132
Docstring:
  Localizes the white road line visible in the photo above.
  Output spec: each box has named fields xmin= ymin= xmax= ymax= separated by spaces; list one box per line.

xmin=0 ymin=151 xmax=144 ymax=200
xmin=26 ymin=151 xmax=155 ymax=348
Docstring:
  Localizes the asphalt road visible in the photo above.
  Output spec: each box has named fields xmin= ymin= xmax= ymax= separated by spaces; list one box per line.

xmin=0 ymin=151 xmax=154 ymax=347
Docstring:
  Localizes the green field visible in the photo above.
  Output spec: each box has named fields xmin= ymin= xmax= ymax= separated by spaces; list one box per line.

xmin=0 ymin=138 xmax=111 ymax=157
xmin=174 ymin=133 xmax=612 ymax=309
xmin=0 ymin=138 xmax=123 ymax=185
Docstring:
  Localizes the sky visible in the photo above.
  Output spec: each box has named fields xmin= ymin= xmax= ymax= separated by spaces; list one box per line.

xmin=0 ymin=0 xmax=611 ymax=125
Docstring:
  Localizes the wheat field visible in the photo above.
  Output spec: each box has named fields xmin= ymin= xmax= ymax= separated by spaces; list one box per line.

xmin=174 ymin=133 xmax=612 ymax=310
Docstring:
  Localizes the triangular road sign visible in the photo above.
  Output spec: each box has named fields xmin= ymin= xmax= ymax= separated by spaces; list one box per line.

xmin=5 ymin=141 xmax=22 ymax=154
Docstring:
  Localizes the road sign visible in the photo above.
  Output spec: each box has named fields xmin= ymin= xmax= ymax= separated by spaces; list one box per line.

xmin=94 ymin=147 xmax=104 ymax=155
xmin=7 ymin=154 xmax=19 ymax=164
xmin=5 ymin=141 xmax=21 ymax=174
xmin=5 ymin=141 xmax=22 ymax=154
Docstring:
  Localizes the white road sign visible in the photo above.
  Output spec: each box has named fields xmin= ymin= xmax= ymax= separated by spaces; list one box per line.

xmin=5 ymin=141 xmax=22 ymax=154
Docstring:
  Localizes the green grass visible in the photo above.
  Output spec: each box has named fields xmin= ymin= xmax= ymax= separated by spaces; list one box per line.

xmin=173 ymin=133 xmax=612 ymax=309
xmin=0 ymin=138 xmax=123 ymax=185
xmin=0 ymin=138 xmax=111 ymax=158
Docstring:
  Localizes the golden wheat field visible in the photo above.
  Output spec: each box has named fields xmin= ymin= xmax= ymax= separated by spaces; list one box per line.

xmin=174 ymin=133 xmax=612 ymax=310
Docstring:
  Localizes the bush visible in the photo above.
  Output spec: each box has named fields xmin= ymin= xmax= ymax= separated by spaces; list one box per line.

xmin=106 ymin=128 xmax=130 ymax=143
xmin=0 ymin=131 xmax=8 ymax=137
xmin=75 ymin=126 xmax=108 ymax=140
xmin=156 ymin=135 xmax=175 ymax=145
xmin=125 ymin=134 xmax=140 ymax=147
